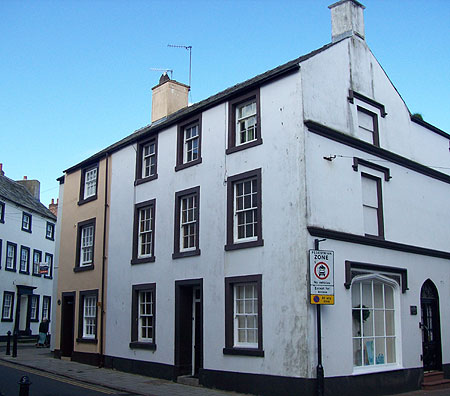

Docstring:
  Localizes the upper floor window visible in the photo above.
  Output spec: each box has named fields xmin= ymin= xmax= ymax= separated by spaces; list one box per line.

xmin=132 ymin=200 xmax=156 ymax=264
xmin=135 ymin=136 xmax=158 ymax=185
xmin=352 ymin=275 xmax=398 ymax=369
xmin=22 ymin=212 xmax=32 ymax=233
xmin=0 ymin=201 xmax=4 ymax=223
xmin=5 ymin=242 xmax=17 ymax=271
xmin=19 ymin=246 xmax=30 ymax=274
xmin=225 ymin=169 xmax=263 ymax=251
xmin=173 ymin=187 xmax=200 ymax=258
xmin=357 ymin=107 xmax=379 ymax=146
xmin=361 ymin=173 xmax=384 ymax=239
xmin=32 ymin=249 xmax=42 ymax=276
xmin=44 ymin=253 xmax=53 ymax=279
xmin=46 ymin=222 xmax=55 ymax=240
xmin=175 ymin=115 xmax=202 ymax=171
xmin=227 ymin=89 xmax=262 ymax=154
xmin=78 ymin=164 xmax=98 ymax=205
xmin=74 ymin=219 xmax=95 ymax=271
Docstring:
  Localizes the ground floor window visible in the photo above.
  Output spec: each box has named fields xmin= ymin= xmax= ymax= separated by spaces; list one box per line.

xmin=29 ymin=295 xmax=39 ymax=322
xmin=352 ymin=275 xmax=398 ymax=368
xmin=130 ymin=283 xmax=156 ymax=349
xmin=42 ymin=296 xmax=51 ymax=321
xmin=1 ymin=291 xmax=14 ymax=321
xmin=78 ymin=290 xmax=98 ymax=342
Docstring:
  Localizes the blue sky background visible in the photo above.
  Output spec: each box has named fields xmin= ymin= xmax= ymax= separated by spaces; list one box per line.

xmin=1 ymin=0 xmax=449 ymax=207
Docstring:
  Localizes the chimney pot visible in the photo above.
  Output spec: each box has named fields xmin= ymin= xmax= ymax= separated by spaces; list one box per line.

xmin=329 ymin=0 xmax=365 ymax=43
xmin=23 ymin=176 xmax=27 ymax=180
xmin=0 ymin=163 xmax=4 ymax=176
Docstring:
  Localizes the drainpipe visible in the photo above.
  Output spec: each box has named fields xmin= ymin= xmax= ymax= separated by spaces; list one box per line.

xmin=99 ymin=152 xmax=109 ymax=367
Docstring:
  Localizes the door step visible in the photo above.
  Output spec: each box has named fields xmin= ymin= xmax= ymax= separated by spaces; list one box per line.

xmin=177 ymin=375 xmax=199 ymax=387
xmin=422 ymin=371 xmax=450 ymax=390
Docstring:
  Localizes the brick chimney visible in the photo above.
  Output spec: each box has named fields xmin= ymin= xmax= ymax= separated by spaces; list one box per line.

xmin=16 ymin=176 xmax=41 ymax=200
xmin=0 ymin=163 xmax=4 ymax=176
xmin=49 ymin=198 xmax=58 ymax=217
xmin=151 ymin=73 xmax=189 ymax=123
xmin=329 ymin=0 xmax=365 ymax=43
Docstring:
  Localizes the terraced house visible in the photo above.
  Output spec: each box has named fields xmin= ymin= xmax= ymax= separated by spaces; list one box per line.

xmin=0 ymin=166 xmax=56 ymax=341
xmin=54 ymin=2 xmax=450 ymax=395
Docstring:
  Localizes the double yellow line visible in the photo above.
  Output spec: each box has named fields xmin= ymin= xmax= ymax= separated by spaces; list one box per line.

xmin=0 ymin=360 xmax=116 ymax=394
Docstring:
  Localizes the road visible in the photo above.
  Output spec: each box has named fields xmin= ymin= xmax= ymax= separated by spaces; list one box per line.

xmin=0 ymin=360 xmax=134 ymax=396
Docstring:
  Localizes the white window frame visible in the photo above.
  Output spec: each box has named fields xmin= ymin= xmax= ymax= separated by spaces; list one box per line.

xmin=6 ymin=243 xmax=16 ymax=270
xmin=30 ymin=296 xmax=38 ymax=321
xmin=42 ymin=297 xmax=50 ymax=321
xmin=20 ymin=247 xmax=29 ymax=273
xmin=233 ymin=283 xmax=259 ymax=348
xmin=46 ymin=222 xmax=55 ymax=239
xmin=180 ymin=194 xmax=197 ymax=252
xmin=234 ymin=178 xmax=258 ymax=243
xmin=22 ymin=212 xmax=31 ymax=232
xmin=183 ymin=124 xmax=199 ymax=164
xmin=80 ymin=225 xmax=94 ymax=266
xmin=236 ymin=99 xmax=257 ymax=146
xmin=138 ymin=290 xmax=154 ymax=342
xmin=83 ymin=167 xmax=98 ymax=200
xmin=83 ymin=295 xmax=97 ymax=339
xmin=142 ymin=142 xmax=156 ymax=178
xmin=351 ymin=274 xmax=401 ymax=373
xmin=138 ymin=206 xmax=153 ymax=258
xmin=33 ymin=250 xmax=41 ymax=275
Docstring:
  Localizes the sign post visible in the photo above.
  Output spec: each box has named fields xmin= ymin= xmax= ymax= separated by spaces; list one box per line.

xmin=310 ymin=241 xmax=334 ymax=396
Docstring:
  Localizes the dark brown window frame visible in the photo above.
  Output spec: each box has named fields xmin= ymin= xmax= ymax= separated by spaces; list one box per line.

xmin=361 ymin=172 xmax=384 ymax=239
xmin=223 ymin=274 xmax=263 ymax=357
xmin=77 ymin=289 xmax=99 ymax=343
xmin=130 ymin=283 xmax=156 ymax=350
xmin=74 ymin=218 xmax=96 ymax=272
xmin=357 ymin=106 xmax=380 ymax=147
xmin=173 ymin=186 xmax=201 ymax=259
xmin=19 ymin=245 xmax=30 ymax=275
xmin=44 ymin=253 xmax=53 ymax=279
xmin=29 ymin=294 xmax=40 ymax=323
xmin=78 ymin=163 xmax=99 ymax=205
xmin=0 ymin=201 xmax=5 ymax=223
xmin=175 ymin=114 xmax=202 ymax=171
xmin=352 ymin=157 xmax=391 ymax=181
xmin=42 ymin=295 xmax=52 ymax=321
xmin=5 ymin=242 xmax=17 ymax=272
xmin=46 ymin=221 xmax=55 ymax=241
xmin=131 ymin=199 xmax=156 ymax=265
xmin=21 ymin=212 xmax=32 ymax=233
xmin=225 ymin=168 xmax=264 ymax=251
xmin=348 ymin=90 xmax=387 ymax=118
xmin=135 ymin=135 xmax=159 ymax=185
xmin=1 ymin=291 xmax=15 ymax=322
xmin=0 ymin=239 xmax=2 ymax=269
xmin=32 ymin=249 xmax=42 ymax=277
xmin=226 ymin=89 xmax=262 ymax=154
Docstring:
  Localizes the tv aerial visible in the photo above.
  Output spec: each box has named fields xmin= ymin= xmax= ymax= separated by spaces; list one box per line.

xmin=149 ymin=68 xmax=173 ymax=80
xmin=168 ymin=44 xmax=192 ymax=89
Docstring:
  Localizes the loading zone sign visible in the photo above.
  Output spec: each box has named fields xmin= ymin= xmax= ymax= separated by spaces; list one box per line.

xmin=309 ymin=250 xmax=334 ymax=305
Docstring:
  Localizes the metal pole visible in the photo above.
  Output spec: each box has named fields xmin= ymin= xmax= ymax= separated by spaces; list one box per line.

xmin=6 ymin=331 xmax=11 ymax=355
xmin=18 ymin=376 xmax=32 ymax=396
xmin=314 ymin=238 xmax=325 ymax=396
xmin=12 ymin=330 xmax=18 ymax=358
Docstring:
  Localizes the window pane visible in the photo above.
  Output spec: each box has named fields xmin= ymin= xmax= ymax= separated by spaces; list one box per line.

xmin=384 ymin=286 xmax=394 ymax=309
xmin=353 ymin=338 xmax=362 ymax=367
xmin=374 ymin=310 xmax=385 ymax=336
xmin=375 ymin=338 xmax=386 ymax=365
xmin=386 ymin=337 xmax=396 ymax=363
xmin=373 ymin=283 xmax=383 ymax=308
xmin=385 ymin=310 xmax=395 ymax=336
xmin=363 ymin=310 xmax=373 ymax=337
xmin=362 ymin=282 xmax=372 ymax=308
xmin=363 ymin=339 xmax=374 ymax=365
xmin=352 ymin=310 xmax=361 ymax=337
xmin=352 ymin=283 xmax=361 ymax=308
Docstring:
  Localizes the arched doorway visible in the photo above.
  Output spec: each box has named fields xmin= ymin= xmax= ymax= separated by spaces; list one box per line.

xmin=420 ymin=280 xmax=442 ymax=371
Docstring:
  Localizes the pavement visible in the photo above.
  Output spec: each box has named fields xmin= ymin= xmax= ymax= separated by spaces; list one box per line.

xmin=0 ymin=343 xmax=449 ymax=396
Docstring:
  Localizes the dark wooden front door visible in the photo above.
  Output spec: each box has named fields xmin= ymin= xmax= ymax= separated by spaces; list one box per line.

xmin=420 ymin=280 xmax=442 ymax=371
xmin=60 ymin=293 xmax=75 ymax=357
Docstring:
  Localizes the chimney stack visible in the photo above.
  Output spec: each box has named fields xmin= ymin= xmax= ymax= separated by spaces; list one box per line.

xmin=329 ymin=0 xmax=365 ymax=43
xmin=16 ymin=177 xmax=41 ymax=200
xmin=0 ymin=163 xmax=4 ymax=176
xmin=151 ymin=73 xmax=189 ymax=123
xmin=49 ymin=198 xmax=58 ymax=217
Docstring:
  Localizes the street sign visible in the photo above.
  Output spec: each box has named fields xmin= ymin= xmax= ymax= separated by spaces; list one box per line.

xmin=309 ymin=250 xmax=334 ymax=305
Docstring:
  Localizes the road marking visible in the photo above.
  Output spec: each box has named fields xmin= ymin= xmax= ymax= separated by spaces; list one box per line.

xmin=0 ymin=360 xmax=116 ymax=394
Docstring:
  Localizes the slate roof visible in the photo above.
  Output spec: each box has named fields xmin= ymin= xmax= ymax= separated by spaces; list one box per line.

xmin=0 ymin=175 xmax=56 ymax=221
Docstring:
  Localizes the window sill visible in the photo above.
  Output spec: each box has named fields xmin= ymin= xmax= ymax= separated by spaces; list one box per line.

xmin=134 ymin=174 xmax=158 ymax=186
xmin=352 ymin=363 xmax=401 ymax=375
xmin=175 ymin=158 xmax=202 ymax=172
xmin=21 ymin=228 xmax=32 ymax=233
xmin=226 ymin=138 xmax=262 ymax=155
xmin=46 ymin=237 xmax=55 ymax=241
xmin=19 ymin=271 xmax=30 ymax=275
xmin=73 ymin=264 xmax=94 ymax=273
xmin=32 ymin=273 xmax=42 ymax=278
xmin=131 ymin=256 xmax=156 ymax=265
xmin=5 ymin=267 xmax=16 ymax=272
xmin=78 ymin=195 xmax=98 ymax=206
xmin=223 ymin=347 xmax=264 ymax=357
xmin=1 ymin=318 xmax=13 ymax=322
xmin=76 ymin=337 xmax=98 ymax=344
xmin=129 ymin=341 xmax=156 ymax=350
xmin=172 ymin=249 xmax=201 ymax=259
xmin=30 ymin=319 xmax=39 ymax=323
xmin=225 ymin=239 xmax=264 ymax=251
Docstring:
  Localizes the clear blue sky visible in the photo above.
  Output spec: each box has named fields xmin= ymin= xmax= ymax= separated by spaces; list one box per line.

xmin=1 ymin=0 xmax=449 ymax=207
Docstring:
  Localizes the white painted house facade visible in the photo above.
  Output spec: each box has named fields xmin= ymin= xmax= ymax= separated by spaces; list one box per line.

xmin=0 ymin=172 xmax=56 ymax=340
xmin=56 ymin=2 xmax=449 ymax=395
